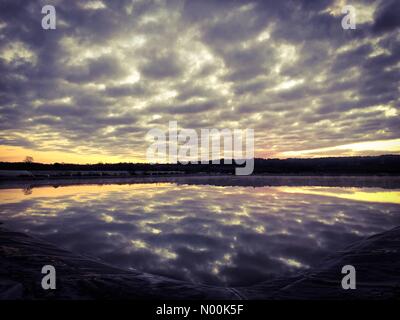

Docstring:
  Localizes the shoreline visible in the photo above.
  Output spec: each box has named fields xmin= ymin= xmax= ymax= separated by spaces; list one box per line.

xmin=1 ymin=174 xmax=400 ymax=190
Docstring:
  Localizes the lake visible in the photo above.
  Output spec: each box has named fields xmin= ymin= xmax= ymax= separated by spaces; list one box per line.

xmin=1 ymin=177 xmax=399 ymax=287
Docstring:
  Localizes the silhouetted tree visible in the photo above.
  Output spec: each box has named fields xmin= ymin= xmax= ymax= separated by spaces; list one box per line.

xmin=24 ymin=156 xmax=34 ymax=163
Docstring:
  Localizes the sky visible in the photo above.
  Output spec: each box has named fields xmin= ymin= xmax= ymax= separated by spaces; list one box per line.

xmin=0 ymin=0 xmax=399 ymax=163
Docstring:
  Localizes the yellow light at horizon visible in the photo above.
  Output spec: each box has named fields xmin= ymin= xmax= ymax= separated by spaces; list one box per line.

xmin=281 ymin=138 xmax=400 ymax=158
xmin=0 ymin=145 xmax=144 ymax=164
xmin=278 ymin=187 xmax=400 ymax=205
xmin=1 ymin=136 xmax=399 ymax=164
xmin=0 ymin=183 xmax=172 ymax=204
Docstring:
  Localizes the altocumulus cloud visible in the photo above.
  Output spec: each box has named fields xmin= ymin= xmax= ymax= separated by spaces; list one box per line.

xmin=0 ymin=0 xmax=399 ymax=162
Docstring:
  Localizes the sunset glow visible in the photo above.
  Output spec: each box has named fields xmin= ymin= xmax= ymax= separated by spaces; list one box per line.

xmin=1 ymin=0 xmax=399 ymax=163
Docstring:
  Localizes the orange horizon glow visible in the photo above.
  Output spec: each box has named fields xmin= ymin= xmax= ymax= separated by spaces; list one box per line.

xmin=0 ymin=145 xmax=144 ymax=164
xmin=1 ymin=137 xmax=400 ymax=164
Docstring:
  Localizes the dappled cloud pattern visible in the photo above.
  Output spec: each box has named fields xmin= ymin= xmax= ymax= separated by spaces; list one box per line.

xmin=1 ymin=182 xmax=399 ymax=286
xmin=0 ymin=0 xmax=399 ymax=162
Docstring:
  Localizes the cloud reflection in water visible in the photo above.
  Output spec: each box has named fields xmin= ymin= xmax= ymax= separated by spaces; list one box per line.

xmin=0 ymin=183 xmax=399 ymax=286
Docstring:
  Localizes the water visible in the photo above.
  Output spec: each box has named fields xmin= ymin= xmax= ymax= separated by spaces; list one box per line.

xmin=1 ymin=178 xmax=399 ymax=287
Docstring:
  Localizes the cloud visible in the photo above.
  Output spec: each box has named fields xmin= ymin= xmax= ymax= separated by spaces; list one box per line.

xmin=0 ymin=0 xmax=399 ymax=162
xmin=372 ymin=0 xmax=400 ymax=34
xmin=65 ymin=55 xmax=127 ymax=83
xmin=140 ymin=53 xmax=184 ymax=79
